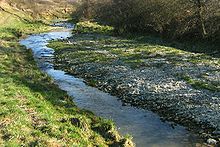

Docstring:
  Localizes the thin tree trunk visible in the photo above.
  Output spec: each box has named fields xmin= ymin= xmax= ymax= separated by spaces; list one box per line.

xmin=196 ymin=0 xmax=207 ymax=37
xmin=84 ymin=0 xmax=91 ymax=19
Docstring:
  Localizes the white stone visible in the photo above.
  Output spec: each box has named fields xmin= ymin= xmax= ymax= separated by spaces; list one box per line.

xmin=207 ymin=138 xmax=217 ymax=145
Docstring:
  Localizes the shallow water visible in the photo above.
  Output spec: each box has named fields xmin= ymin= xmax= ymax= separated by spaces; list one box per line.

xmin=20 ymin=29 xmax=202 ymax=147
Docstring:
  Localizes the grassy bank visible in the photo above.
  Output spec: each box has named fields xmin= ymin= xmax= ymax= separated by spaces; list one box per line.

xmin=0 ymin=11 xmax=131 ymax=147
xmin=0 ymin=1 xmax=51 ymax=40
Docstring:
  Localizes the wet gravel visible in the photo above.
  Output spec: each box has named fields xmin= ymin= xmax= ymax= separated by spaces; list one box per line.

xmin=52 ymin=34 xmax=220 ymax=143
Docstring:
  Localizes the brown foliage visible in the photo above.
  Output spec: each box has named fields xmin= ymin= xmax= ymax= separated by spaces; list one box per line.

xmin=73 ymin=0 xmax=220 ymax=41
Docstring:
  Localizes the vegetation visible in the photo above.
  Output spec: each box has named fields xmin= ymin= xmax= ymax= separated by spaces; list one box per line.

xmin=74 ymin=21 xmax=114 ymax=34
xmin=1 ymin=0 xmax=77 ymax=20
xmin=49 ymin=21 xmax=220 ymax=92
xmin=1 ymin=0 xmax=219 ymax=145
xmin=181 ymin=74 xmax=220 ymax=92
xmin=0 ymin=2 xmax=129 ymax=146
xmin=73 ymin=0 xmax=220 ymax=43
xmin=0 ymin=0 xmax=52 ymax=40
xmin=0 ymin=40 xmax=123 ymax=146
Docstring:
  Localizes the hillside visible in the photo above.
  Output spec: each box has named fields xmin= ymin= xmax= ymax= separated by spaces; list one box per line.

xmin=0 ymin=0 xmax=77 ymax=40
xmin=0 ymin=0 xmax=77 ymax=21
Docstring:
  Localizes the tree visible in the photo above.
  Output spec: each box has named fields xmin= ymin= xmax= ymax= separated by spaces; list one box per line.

xmin=84 ymin=0 xmax=91 ymax=19
xmin=195 ymin=0 xmax=207 ymax=37
xmin=73 ymin=0 xmax=219 ymax=40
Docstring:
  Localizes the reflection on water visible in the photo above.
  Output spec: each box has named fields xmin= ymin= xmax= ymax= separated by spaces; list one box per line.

xmin=20 ymin=29 xmax=202 ymax=147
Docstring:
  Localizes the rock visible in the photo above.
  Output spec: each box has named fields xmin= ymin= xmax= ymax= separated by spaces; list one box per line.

xmin=60 ymin=118 xmax=67 ymax=123
xmin=70 ymin=118 xmax=81 ymax=127
xmin=207 ymin=138 xmax=217 ymax=145
xmin=120 ymin=138 xmax=135 ymax=147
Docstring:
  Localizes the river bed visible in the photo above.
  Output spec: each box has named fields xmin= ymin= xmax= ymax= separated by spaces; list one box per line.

xmin=20 ymin=29 xmax=202 ymax=146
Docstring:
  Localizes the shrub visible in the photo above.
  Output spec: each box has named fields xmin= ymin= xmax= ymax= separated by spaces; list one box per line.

xmin=72 ymin=0 xmax=220 ymax=41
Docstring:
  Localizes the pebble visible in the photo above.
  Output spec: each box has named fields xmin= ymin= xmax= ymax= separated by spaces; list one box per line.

xmin=207 ymin=138 xmax=217 ymax=145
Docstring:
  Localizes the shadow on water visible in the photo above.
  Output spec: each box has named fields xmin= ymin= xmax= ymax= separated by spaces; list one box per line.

xmin=19 ymin=29 xmax=204 ymax=147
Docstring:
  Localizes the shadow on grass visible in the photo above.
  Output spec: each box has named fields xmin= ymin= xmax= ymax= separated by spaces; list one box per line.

xmin=130 ymin=35 xmax=220 ymax=58
xmin=70 ymin=32 xmax=220 ymax=58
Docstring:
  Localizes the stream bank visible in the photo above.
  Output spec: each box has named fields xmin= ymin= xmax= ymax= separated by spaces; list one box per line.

xmin=17 ymin=28 xmax=132 ymax=146
xmin=48 ymin=22 xmax=220 ymax=146
xmin=0 ymin=29 xmax=128 ymax=146
xmin=20 ymin=25 xmax=208 ymax=146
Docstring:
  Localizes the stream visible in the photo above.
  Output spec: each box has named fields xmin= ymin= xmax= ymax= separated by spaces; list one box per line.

xmin=20 ymin=28 xmax=202 ymax=146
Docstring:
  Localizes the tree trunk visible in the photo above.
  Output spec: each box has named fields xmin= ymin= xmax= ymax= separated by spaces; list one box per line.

xmin=196 ymin=0 xmax=207 ymax=38
xmin=84 ymin=0 xmax=91 ymax=19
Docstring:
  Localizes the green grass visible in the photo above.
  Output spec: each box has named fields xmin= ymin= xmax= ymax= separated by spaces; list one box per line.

xmin=0 ymin=0 xmax=76 ymax=40
xmin=0 ymin=22 xmax=50 ymax=40
xmin=0 ymin=4 xmax=51 ymax=40
xmin=180 ymin=74 xmax=220 ymax=92
xmin=0 ymin=42 xmax=122 ymax=146
xmin=0 ymin=0 xmax=75 ymax=21
xmin=74 ymin=21 xmax=114 ymax=35
xmin=0 ymin=10 xmax=127 ymax=146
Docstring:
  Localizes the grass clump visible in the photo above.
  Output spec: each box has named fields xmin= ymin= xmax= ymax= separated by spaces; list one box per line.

xmin=74 ymin=21 xmax=114 ymax=34
xmin=181 ymin=74 xmax=220 ymax=92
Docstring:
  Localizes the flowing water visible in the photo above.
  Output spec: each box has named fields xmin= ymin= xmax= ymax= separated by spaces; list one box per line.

xmin=20 ymin=28 xmax=202 ymax=147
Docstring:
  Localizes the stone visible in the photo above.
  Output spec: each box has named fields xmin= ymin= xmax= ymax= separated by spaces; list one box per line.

xmin=207 ymin=138 xmax=217 ymax=145
xmin=70 ymin=118 xmax=81 ymax=127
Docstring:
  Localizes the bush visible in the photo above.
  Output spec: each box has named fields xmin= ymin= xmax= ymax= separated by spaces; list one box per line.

xmin=72 ymin=0 xmax=220 ymax=41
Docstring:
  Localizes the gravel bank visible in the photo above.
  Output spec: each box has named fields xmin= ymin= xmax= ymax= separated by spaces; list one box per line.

xmin=50 ymin=33 xmax=220 ymax=143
